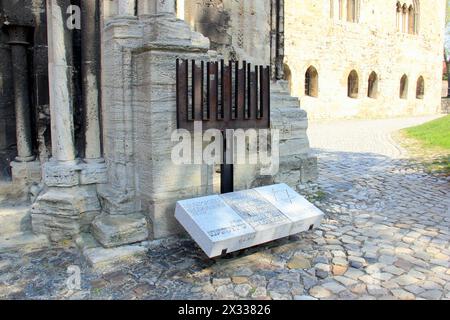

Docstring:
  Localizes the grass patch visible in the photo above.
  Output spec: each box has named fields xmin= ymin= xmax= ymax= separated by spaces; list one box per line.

xmin=403 ymin=115 xmax=450 ymax=150
xmin=399 ymin=115 xmax=450 ymax=176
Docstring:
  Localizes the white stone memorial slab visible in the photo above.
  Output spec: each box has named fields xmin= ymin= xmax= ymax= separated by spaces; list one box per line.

xmin=221 ymin=190 xmax=292 ymax=245
xmin=175 ymin=184 xmax=325 ymax=258
xmin=254 ymin=183 xmax=324 ymax=235
xmin=175 ymin=195 xmax=256 ymax=258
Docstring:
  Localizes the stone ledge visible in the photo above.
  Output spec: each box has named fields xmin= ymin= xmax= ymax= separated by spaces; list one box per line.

xmin=31 ymin=185 xmax=101 ymax=242
xmin=43 ymin=160 xmax=108 ymax=187
xmin=0 ymin=204 xmax=31 ymax=236
xmin=0 ymin=233 xmax=49 ymax=253
xmin=82 ymin=245 xmax=148 ymax=271
xmin=97 ymin=184 xmax=140 ymax=215
xmin=91 ymin=213 xmax=149 ymax=248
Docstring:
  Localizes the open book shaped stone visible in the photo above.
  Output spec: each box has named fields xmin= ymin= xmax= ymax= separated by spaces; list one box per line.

xmin=175 ymin=184 xmax=324 ymax=258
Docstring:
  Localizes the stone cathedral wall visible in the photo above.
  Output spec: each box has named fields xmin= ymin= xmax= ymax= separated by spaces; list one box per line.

xmin=183 ymin=0 xmax=272 ymax=65
xmin=284 ymin=0 xmax=446 ymax=120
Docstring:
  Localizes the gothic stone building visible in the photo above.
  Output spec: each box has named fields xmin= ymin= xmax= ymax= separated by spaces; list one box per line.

xmin=284 ymin=0 xmax=446 ymax=120
xmin=0 ymin=0 xmax=444 ymax=265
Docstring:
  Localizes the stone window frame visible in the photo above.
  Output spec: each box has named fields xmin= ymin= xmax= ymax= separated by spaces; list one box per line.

xmin=367 ymin=71 xmax=379 ymax=99
xmin=400 ymin=74 xmax=409 ymax=99
xmin=396 ymin=1 xmax=420 ymax=35
xmin=347 ymin=70 xmax=359 ymax=99
xmin=416 ymin=76 xmax=425 ymax=99
xmin=331 ymin=0 xmax=360 ymax=23
xmin=305 ymin=66 xmax=319 ymax=98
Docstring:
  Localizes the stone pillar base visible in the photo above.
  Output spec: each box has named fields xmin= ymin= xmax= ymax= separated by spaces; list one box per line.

xmin=31 ymin=185 xmax=101 ymax=243
xmin=43 ymin=159 xmax=108 ymax=187
xmin=31 ymin=159 xmax=107 ymax=243
xmin=275 ymin=155 xmax=318 ymax=187
xmin=9 ymin=160 xmax=42 ymax=201
xmin=10 ymin=160 xmax=41 ymax=185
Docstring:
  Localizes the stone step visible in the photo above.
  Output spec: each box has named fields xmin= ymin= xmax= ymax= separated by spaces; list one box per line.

xmin=0 ymin=204 xmax=32 ymax=236
xmin=82 ymin=245 xmax=148 ymax=271
xmin=91 ymin=213 xmax=149 ymax=248
xmin=0 ymin=181 xmax=26 ymax=203
xmin=0 ymin=232 xmax=50 ymax=253
xmin=270 ymin=80 xmax=291 ymax=94
xmin=271 ymin=96 xmax=301 ymax=109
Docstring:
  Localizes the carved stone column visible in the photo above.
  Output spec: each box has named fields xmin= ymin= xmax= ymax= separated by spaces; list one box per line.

xmin=8 ymin=26 xmax=34 ymax=163
xmin=7 ymin=26 xmax=41 ymax=196
xmin=32 ymin=0 xmax=101 ymax=242
xmin=81 ymin=0 xmax=102 ymax=161
xmin=47 ymin=0 xmax=76 ymax=163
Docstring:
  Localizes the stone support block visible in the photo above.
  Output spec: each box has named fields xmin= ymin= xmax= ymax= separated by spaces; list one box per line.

xmin=31 ymin=185 xmax=101 ymax=242
xmin=82 ymin=245 xmax=147 ymax=271
xmin=91 ymin=213 xmax=149 ymax=248
xmin=10 ymin=160 xmax=41 ymax=186
xmin=43 ymin=160 xmax=108 ymax=187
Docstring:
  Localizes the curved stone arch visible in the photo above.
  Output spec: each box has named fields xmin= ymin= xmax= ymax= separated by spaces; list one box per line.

xmin=283 ymin=63 xmax=293 ymax=93
xmin=416 ymin=75 xmax=425 ymax=99
xmin=400 ymin=74 xmax=409 ymax=99
xmin=347 ymin=69 xmax=359 ymax=99
xmin=305 ymin=65 xmax=319 ymax=97
xmin=367 ymin=71 xmax=379 ymax=99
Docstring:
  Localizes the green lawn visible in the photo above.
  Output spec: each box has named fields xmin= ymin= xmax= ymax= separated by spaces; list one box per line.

xmin=401 ymin=115 xmax=450 ymax=175
xmin=403 ymin=115 xmax=450 ymax=150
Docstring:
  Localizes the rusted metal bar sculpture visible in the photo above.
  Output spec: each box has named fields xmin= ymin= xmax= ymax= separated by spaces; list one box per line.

xmin=176 ymin=59 xmax=271 ymax=193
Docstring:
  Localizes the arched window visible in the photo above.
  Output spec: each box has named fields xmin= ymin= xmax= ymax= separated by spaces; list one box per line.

xmin=367 ymin=72 xmax=378 ymax=99
xmin=348 ymin=70 xmax=359 ymax=98
xmin=400 ymin=74 xmax=408 ymax=99
xmin=413 ymin=0 xmax=420 ymax=34
xmin=339 ymin=0 xmax=344 ymax=20
xmin=416 ymin=76 xmax=424 ymax=99
xmin=305 ymin=66 xmax=319 ymax=97
xmin=396 ymin=2 xmax=402 ymax=31
xmin=345 ymin=0 xmax=360 ymax=22
xmin=330 ymin=0 xmax=334 ymax=19
xmin=347 ymin=0 xmax=356 ymax=22
xmin=402 ymin=4 xmax=408 ymax=33
xmin=408 ymin=5 xmax=415 ymax=34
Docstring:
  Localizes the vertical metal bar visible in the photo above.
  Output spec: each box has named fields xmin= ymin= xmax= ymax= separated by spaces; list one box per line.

xmin=222 ymin=60 xmax=232 ymax=123
xmin=221 ymin=132 xmax=234 ymax=194
xmin=248 ymin=64 xmax=257 ymax=121
xmin=255 ymin=66 xmax=260 ymax=119
xmin=192 ymin=60 xmax=203 ymax=121
xmin=207 ymin=61 xmax=219 ymax=122
xmin=261 ymin=66 xmax=271 ymax=127
xmin=176 ymin=59 xmax=188 ymax=128
xmin=236 ymin=61 xmax=246 ymax=122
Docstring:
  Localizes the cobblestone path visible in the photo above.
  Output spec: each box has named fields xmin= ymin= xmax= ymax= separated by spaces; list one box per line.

xmin=1 ymin=115 xmax=449 ymax=300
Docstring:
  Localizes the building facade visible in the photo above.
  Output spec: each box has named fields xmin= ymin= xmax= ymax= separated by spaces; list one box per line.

xmin=284 ymin=0 xmax=446 ymax=120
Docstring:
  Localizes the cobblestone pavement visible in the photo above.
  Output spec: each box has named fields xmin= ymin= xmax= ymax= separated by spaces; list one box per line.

xmin=1 ymin=115 xmax=449 ymax=300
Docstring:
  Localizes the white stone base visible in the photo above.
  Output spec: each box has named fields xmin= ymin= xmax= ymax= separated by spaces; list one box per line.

xmin=82 ymin=245 xmax=148 ymax=271
xmin=91 ymin=213 xmax=149 ymax=248
xmin=175 ymin=184 xmax=324 ymax=258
